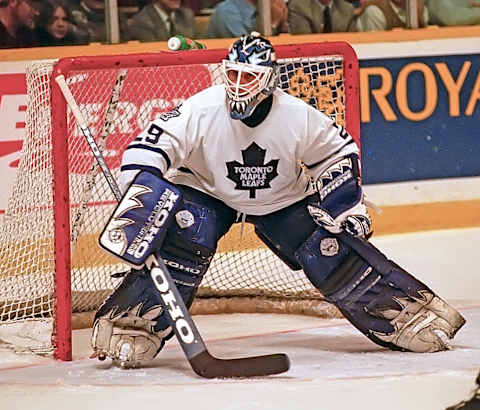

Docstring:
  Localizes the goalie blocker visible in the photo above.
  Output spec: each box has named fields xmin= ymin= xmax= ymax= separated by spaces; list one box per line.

xmin=99 ymin=171 xmax=182 ymax=268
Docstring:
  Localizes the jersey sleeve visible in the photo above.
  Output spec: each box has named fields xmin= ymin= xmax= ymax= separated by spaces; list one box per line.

xmin=119 ymin=100 xmax=195 ymax=192
xmin=300 ymin=105 xmax=359 ymax=182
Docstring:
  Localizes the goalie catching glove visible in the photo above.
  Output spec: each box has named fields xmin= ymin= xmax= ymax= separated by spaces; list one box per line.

xmin=307 ymin=153 xmax=372 ymax=238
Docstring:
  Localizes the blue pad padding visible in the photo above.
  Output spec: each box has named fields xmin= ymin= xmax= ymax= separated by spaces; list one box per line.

xmin=94 ymin=267 xmax=174 ymax=335
xmin=99 ymin=171 xmax=182 ymax=268
xmin=295 ymin=228 xmax=435 ymax=350
xmin=159 ymin=200 xmax=218 ymax=278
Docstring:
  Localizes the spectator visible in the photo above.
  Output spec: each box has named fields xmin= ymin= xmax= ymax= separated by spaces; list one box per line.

xmin=426 ymin=0 xmax=480 ymax=26
xmin=70 ymin=0 xmax=129 ymax=43
xmin=288 ymin=0 xmax=355 ymax=34
xmin=0 ymin=0 xmax=42 ymax=48
xmin=352 ymin=0 xmax=429 ymax=31
xmin=128 ymin=0 xmax=196 ymax=42
xmin=205 ymin=0 xmax=288 ymax=38
xmin=34 ymin=0 xmax=84 ymax=46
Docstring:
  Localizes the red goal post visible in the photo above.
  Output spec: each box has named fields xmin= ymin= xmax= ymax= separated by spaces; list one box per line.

xmin=0 ymin=42 xmax=360 ymax=361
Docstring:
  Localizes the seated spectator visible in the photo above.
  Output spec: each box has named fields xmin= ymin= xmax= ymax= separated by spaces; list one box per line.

xmin=34 ymin=0 xmax=84 ymax=46
xmin=70 ymin=0 xmax=129 ymax=43
xmin=128 ymin=0 xmax=196 ymax=42
xmin=426 ymin=0 xmax=480 ymax=26
xmin=288 ymin=0 xmax=355 ymax=34
xmin=0 ymin=0 xmax=42 ymax=48
xmin=352 ymin=0 xmax=429 ymax=31
xmin=205 ymin=0 xmax=288 ymax=38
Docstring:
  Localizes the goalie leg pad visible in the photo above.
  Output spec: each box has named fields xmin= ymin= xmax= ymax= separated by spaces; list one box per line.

xmin=92 ymin=267 xmax=174 ymax=365
xmin=161 ymin=199 xmax=219 ymax=280
xmin=93 ymin=186 xmax=235 ymax=367
xmin=295 ymin=228 xmax=466 ymax=352
xmin=151 ymin=198 xmax=219 ymax=331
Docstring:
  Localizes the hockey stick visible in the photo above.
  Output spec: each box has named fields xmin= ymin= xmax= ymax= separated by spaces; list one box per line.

xmin=55 ymin=74 xmax=290 ymax=378
xmin=70 ymin=69 xmax=128 ymax=245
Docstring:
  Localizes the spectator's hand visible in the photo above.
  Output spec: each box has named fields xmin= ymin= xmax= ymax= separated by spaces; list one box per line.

xmin=271 ymin=0 xmax=288 ymax=32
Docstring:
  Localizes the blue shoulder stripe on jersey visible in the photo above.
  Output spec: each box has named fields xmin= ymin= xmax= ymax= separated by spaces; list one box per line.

xmin=125 ymin=144 xmax=172 ymax=169
xmin=120 ymin=164 xmax=164 ymax=178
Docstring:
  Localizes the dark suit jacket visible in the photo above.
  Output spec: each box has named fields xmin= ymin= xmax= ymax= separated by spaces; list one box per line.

xmin=129 ymin=4 xmax=196 ymax=42
xmin=288 ymin=0 xmax=355 ymax=34
xmin=0 ymin=22 xmax=37 ymax=48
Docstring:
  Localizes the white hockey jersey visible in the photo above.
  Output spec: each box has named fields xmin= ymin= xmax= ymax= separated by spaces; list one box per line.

xmin=120 ymin=84 xmax=359 ymax=216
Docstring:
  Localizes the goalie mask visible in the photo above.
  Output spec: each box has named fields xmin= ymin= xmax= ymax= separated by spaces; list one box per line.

xmin=222 ymin=32 xmax=279 ymax=120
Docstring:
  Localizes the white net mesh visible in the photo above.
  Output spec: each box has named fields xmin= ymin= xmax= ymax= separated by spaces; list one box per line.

xmin=0 ymin=51 xmax=352 ymax=355
xmin=0 ymin=61 xmax=55 ymax=353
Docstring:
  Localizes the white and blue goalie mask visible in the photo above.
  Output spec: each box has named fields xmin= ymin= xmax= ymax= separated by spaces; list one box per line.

xmin=222 ymin=32 xmax=279 ymax=120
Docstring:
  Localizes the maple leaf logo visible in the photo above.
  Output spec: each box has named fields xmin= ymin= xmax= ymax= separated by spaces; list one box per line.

xmin=226 ymin=142 xmax=279 ymax=198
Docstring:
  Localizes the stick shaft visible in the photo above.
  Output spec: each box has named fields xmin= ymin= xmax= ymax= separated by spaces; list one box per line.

xmin=55 ymin=74 xmax=123 ymax=200
xmin=70 ymin=69 xmax=127 ymax=244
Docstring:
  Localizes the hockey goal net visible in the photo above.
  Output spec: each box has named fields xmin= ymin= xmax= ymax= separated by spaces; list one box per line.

xmin=0 ymin=42 xmax=359 ymax=360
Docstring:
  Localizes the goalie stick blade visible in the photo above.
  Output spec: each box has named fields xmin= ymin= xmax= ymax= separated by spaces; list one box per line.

xmin=190 ymin=351 xmax=290 ymax=379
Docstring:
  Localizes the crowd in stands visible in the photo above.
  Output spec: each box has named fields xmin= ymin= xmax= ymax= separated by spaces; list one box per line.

xmin=0 ymin=0 xmax=479 ymax=49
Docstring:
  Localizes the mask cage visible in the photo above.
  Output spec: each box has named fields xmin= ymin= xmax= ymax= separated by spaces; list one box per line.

xmin=222 ymin=60 xmax=274 ymax=102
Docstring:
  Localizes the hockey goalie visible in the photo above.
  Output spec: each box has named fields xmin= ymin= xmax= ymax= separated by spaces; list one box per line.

xmin=92 ymin=32 xmax=465 ymax=368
